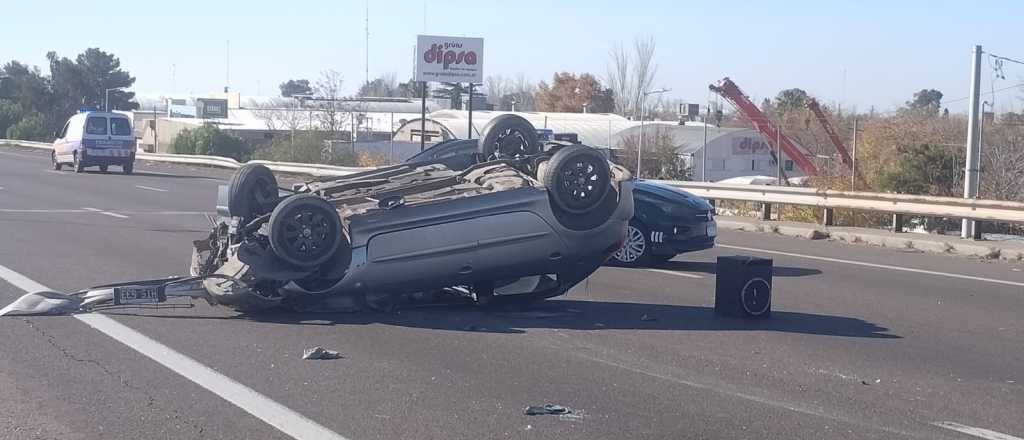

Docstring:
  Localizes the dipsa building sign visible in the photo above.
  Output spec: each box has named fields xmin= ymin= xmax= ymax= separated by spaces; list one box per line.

xmin=416 ymin=35 xmax=483 ymax=83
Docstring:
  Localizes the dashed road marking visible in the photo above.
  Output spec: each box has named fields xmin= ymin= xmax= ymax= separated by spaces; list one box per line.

xmin=81 ymin=207 xmax=130 ymax=219
xmin=719 ymin=244 xmax=1024 ymax=288
xmin=932 ymin=421 xmax=1023 ymax=440
xmin=0 ymin=263 xmax=350 ymax=440
xmin=135 ymin=185 xmax=168 ymax=192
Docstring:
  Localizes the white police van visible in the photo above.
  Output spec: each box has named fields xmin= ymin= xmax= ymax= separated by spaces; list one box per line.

xmin=52 ymin=110 xmax=136 ymax=174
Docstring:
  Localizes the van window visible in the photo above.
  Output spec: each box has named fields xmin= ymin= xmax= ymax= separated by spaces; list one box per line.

xmin=59 ymin=121 xmax=71 ymax=138
xmin=110 ymin=118 xmax=132 ymax=136
xmin=86 ymin=117 xmax=108 ymax=135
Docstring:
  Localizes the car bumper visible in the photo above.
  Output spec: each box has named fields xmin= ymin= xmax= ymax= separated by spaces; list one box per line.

xmin=83 ymin=148 xmax=135 ymax=164
xmin=649 ymin=220 xmax=717 ymax=256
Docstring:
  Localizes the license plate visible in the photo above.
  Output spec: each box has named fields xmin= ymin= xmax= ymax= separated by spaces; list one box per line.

xmin=112 ymin=286 xmax=165 ymax=305
xmin=707 ymin=223 xmax=717 ymax=237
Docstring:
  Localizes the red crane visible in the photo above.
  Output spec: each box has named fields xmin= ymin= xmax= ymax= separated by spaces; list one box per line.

xmin=709 ymin=77 xmax=818 ymax=176
xmin=805 ymin=98 xmax=853 ymax=169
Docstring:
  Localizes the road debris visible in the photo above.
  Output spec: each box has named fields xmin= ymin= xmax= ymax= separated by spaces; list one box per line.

xmin=302 ymin=346 xmax=342 ymax=360
xmin=640 ymin=314 xmax=657 ymax=321
xmin=525 ymin=404 xmax=572 ymax=416
xmin=0 ymin=291 xmax=82 ymax=316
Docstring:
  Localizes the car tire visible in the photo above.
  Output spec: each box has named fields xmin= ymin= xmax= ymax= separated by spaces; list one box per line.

xmin=268 ymin=194 xmax=346 ymax=268
xmin=228 ymin=164 xmax=278 ymax=219
xmin=99 ymin=165 xmax=108 ymax=173
xmin=543 ymin=145 xmax=611 ymax=215
xmin=478 ymin=114 xmax=540 ymax=160
xmin=52 ymin=151 xmax=62 ymax=171
xmin=122 ymin=162 xmax=133 ymax=175
xmin=74 ymin=153 xmax=85 ymax=173
xmin=612 ymin=221 xmax=653 ymax=267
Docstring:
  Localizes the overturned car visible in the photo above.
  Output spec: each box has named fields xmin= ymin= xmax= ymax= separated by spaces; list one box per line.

xmin=191 ymin=115 xmax=633 ymax=311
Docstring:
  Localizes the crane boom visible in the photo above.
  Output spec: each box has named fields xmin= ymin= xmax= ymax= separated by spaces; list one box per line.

xmin=806 ymin=98 xmax=853 ymax=169
xmin=709 ymin=77 xmax=818 ymax=176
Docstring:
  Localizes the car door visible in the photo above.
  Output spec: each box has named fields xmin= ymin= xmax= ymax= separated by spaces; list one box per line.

xmin=53 ymin=119 xmax=72 ymax=159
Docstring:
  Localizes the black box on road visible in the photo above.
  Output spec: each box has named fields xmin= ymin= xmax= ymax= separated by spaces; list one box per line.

xmin=715 ymin=256 xmax=773 ymax=317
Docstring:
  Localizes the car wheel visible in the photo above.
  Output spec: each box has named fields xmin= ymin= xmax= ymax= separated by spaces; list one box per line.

xmin=99 ymin=165 xmax=108 ymax=173
xmin=268 ymin=194 xmax=345 ymax=268
xmin=478 ymin=114 xmax=540 ymax=160
xmin=73 ymin=153 xmax=85 ymax=173
xmin=228 ymin=164 xmax=278 ymax=219
xmin=612 ymin=221 xmax=652 ymax=267
xmin=52 ymin=151 xmax=62 ymax=171
xmin=122 ymin=162 xmax=133 ymax=175
xmin=543 ymin=145 xmax=611 ymax=215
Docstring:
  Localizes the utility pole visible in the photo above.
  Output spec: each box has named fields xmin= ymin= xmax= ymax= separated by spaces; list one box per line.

xmin=365 ymin=0 xmax=369 ymax=88
xmin=851 ymin=117 xmax=858 ymax=190
xmin=467 ymin=83 xmax=474 ymax=139
xmin=776 ymin=125 xmax=782 ymax=185
xmin=701 ymin=106 xmax=708 ymax=181
xmin=962 ymin=44 xmax=983 ymax=239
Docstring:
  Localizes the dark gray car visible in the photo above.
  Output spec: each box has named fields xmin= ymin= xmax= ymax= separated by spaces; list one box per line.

xmin=191 ymin=115 xmax=633 ymax=310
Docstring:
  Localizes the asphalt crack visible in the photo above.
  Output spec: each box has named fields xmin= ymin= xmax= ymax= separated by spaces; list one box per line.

xmin=19 ymin=318 xmax=206 ymax=437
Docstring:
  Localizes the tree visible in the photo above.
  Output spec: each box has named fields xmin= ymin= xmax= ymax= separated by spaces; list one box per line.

xmin=396 ymin=78 xmax=427 ymax=98
xmin=279 ymin=79 xmax=312 ymax=97
xmin=606 ymin=36 xmax=658 ymax=118
xmin=5 ymin=112 xmax=48 ymax=141
xmin=906 ymin=89 xmax=943 ymax=115
xmin=314 ymin=70 xmax=346 ymax=134
xmin=2 ymin=61 xmax=52 ymax=120
xmin=877 ymin=143 xmax=963 ymax=196
xmin=494 ymin=75 xmax=537 ymax=111
xmin=432 ymin=82 xmax=469 ymax=109
xmin=617 ymin=128 xmax=689 ymax=180
xmin=357 ymin=73 xmax=398 ymax=97
xmin=774 ymin=88 xmax=809 ymax=115
xmin=535 ymin=72 xmax=614 ymax=113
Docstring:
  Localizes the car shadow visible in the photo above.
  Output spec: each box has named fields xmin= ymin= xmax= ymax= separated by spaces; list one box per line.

xmin=656 ymin=260 xmax=822 ymax=278
xmin=230 ymin=298 xmax=898 ymax=339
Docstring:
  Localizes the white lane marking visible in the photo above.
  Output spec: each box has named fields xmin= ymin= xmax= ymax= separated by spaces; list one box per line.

xmin=645 ymin=268 xmax=703 ymax=279
xmin=932 ymin=421 xmax=1023 ymax=440
xmin=719 ymin=244 xmax=1024 ymax=288
xmin=81 ymin=207 xmax=130 ymax=219
xmin=135 ymin=185 xmax=168 ymax=192
xmin=0 ymin=209 xmax=89 ymax=213
xmin=0 ymin=186 xmax=5 ymax=190
xmin=0 ymin=264 xmax=350 ymax=440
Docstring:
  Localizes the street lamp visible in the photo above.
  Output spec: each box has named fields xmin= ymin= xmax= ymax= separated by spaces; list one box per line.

xmin=636 ymin=88 xmax=671 ymax=179
xmin=105 ymin=87 xmax=127 ymax=112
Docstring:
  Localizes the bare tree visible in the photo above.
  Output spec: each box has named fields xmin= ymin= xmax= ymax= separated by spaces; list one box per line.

xmin=484 ymin=75 xmax=511 ymax=106
xmin=606 ymin=44 xmax=632 ymax=116
xmin=314 ymin=69 xmax=346 ymax=135
xmin=606 ymin=36 xmax=658 ymax=118
xmin=631 ymin=36 xmax=658 ymax=118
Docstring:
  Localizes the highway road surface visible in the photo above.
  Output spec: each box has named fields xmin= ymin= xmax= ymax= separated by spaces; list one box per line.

xmin=1 ymin=145 xmax=1021 ymax=440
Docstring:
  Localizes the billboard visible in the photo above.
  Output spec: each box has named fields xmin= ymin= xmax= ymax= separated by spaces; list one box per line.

xmin=416 ymin=35 xmax=483 ymax=83
xmin=196 ymin=98 xmax=228 ymax=119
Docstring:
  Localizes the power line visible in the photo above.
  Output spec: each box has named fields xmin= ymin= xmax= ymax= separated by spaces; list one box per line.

xmin=989 ymin=53 xmax=1024 ymax=66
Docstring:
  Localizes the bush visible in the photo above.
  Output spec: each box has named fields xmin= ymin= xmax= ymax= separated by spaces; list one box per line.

xmin=170 ymin=125 xmax=248 ymax=160
xmin=253 ymin=132 xmax=358 ymax=166
xmin=5 ymin=112 xmax=49 ymax=141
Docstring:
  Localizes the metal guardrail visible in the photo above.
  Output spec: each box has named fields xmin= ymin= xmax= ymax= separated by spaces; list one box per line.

xmin=6 ymin=140 xmax=1024 ymax=224
xmin=3 ymin=140 xmax=373 ymax=177
xmin=654 ymin=180 xmax=1024 ymax=224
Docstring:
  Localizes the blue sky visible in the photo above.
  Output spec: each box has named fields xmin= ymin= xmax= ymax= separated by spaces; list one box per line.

xmin=3 ymin=0 xmax=1023 ymax=113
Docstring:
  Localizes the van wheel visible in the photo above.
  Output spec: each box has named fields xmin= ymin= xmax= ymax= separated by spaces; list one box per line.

xmin=74 ymin=153 xmax=85 ymax=173
xmin=99 ymin=165 xmax=108 ymax=173
xmin=122 ymin=163 xmax=133 ymax=175
xmin=52 ymin=151 xmax=62 ymax=171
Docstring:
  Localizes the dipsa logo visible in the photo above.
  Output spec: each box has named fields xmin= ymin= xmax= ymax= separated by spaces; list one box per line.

xmin=423 ymin=43 xmax=478 ymax=70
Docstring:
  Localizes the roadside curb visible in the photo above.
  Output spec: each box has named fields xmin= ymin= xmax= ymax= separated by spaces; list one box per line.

xmin=716 ymin=216 xmax=1020 ymax=262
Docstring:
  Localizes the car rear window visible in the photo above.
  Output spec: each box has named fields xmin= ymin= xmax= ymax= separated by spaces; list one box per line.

xmin=110 ymin=118 xmax=132 ymax=136
xmin=85 ymin=116 xmax=108 ymax=135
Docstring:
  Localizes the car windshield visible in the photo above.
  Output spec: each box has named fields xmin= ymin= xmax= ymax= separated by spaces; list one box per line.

xmin=85 ymin=116 xmax=107 ymax=135
xmin=3 ymin=4 xmax=1023 ymax=440
xmin=110 ymin=118 xmax=132 ymax=136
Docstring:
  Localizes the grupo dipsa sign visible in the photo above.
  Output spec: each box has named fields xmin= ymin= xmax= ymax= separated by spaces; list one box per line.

xmin=416 ymin=35 xmax=483 ymax=83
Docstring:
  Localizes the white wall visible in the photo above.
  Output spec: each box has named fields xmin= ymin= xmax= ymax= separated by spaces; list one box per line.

xmin=695 ymin=129 xmax=807 ymax=182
